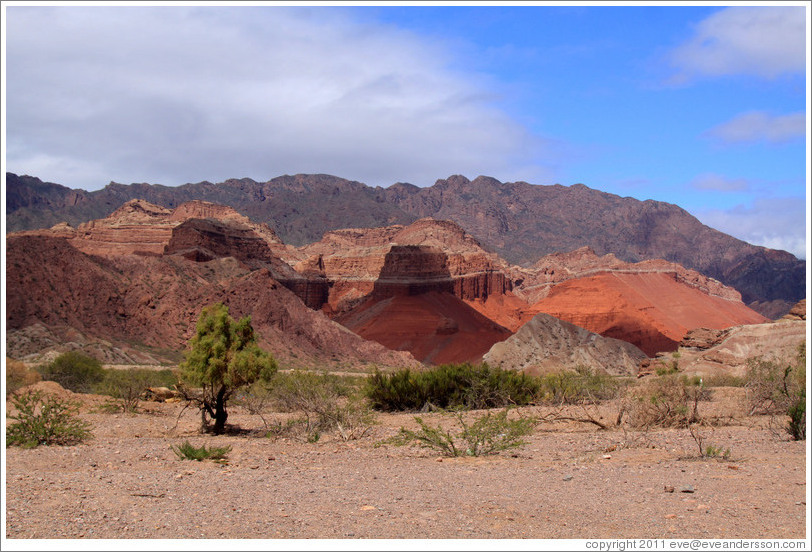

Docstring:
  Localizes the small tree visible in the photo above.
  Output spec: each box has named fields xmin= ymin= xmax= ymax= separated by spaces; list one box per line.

xmin=179 ymin=303 xmax=277 ymax=434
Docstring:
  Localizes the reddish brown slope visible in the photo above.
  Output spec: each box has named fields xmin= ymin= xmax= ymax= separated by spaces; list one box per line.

xmin=5 ymin=233 xmax=417 ymax=369
xmin=335 ymin=291 xmax=512 ymax=365
xmin=524 ymin=272 xmax=768 ymax=356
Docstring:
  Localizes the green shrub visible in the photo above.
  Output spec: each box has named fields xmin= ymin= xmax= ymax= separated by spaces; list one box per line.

xmin=37 ymin=351 xmax=105 ymax=394
xmin=364 ymin=363 xmax=541 ymax=412
xmin=5 ymin=358 xmax=42 ymax=396
xmin=537 ymin=366 xmax=624 ymax=404
xmin=95 ymin=368 xmax=179 ymax=412
xmin=6 ymin=391 xmax=93 ymax=448
xmin=171 ymin=441 xmax=232 ymax=462
xmin=383 ymin=408 xmax=537 ymax=457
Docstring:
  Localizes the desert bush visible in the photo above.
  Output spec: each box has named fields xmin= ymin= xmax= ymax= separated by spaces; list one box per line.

xmin=623 ymin=374 xmax=710 ymax=429
xmin=171 ymin=441 xmax=232 ymax=462
xmin=745 ymin=344 xmax=805 ymax=417
xmin=383 ymin=408 xmax=537 ymax=457
xmin=6 ymin=391 xmax=93 ymax=448
xmin=5 ymin=358 xmax=42 ymax=396
xmin=742 ymin=343 xmax=805 ymax=441
xmin=537 ymin=366 xmax=624 ymax=404
xmin=364 ymin=363 xmax=541 ymax=412
xmin=95 ymin=368 xmax=179 ymax=412
xmin=263 ymin=370 xmax=375 ymax=441
xmin=786 ymin=391 xmax=806 ymax=441
xmin=36 ymin=351 xmax=105 ymax=393
xmin=688 ymin=423 xmax=731 ymax=460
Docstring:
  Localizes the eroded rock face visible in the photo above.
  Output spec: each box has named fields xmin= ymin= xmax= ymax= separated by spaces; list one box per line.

xmin=483 ymin=313 xmax=647 ymax=376
xmin=512 ymin=246 xmax=742 ymax=304
xmin=8 ymin=171 xmax=804 ymax=318
xmin=7 ymin=197 xmax=777 ymax=369
xmin=290 ymin=218 xmax=511 ymax=315
xmin=658 ymin=319 xmax=806 ymax=378
xmin=5 ymin=232 xmax=417 ymax=369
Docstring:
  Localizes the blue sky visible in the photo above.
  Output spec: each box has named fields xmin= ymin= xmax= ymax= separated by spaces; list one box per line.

xmin=3 ymin=2 xmax=809 ymax=258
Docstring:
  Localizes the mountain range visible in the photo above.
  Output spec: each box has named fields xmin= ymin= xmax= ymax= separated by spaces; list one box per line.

xmin=6 ymin=172 xmax=805 ymax=320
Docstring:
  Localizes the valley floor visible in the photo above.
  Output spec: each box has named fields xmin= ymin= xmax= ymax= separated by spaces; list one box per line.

xmin=4 ymin=391 xmax=808 ymax=543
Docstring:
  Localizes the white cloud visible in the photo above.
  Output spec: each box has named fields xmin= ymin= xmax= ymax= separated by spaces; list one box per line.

xmin=705 ymin=111 xmax=806 ymax=145
xmin=693 ymin=197 xmax=807 ymax=259
xmin=4 ymin=6 xmax=553 ymax=190
xmin=690 ymin=173 xmax=750 ymax=192
xmin=669 ymin=6 xmax=806 ymax=82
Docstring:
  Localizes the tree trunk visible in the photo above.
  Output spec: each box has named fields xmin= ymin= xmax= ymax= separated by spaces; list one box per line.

xmin=212 ymin=385 xmax=228 ymax=435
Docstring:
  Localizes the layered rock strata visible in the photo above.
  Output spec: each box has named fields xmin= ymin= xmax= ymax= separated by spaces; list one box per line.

xmin=5 ymin=233 xmax=417 ymax=369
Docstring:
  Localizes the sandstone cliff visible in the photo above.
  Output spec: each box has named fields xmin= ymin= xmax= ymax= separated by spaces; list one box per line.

xmin=290 ymin=218 xmax=510 ymax=315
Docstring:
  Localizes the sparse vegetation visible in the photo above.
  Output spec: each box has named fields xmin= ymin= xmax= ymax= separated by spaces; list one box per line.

xmin=5 ymin=358 xmax=42 ymax=396
xmin=96 ymin=368 xmax=178 ymax=413
xmin=36 ymin=351 xmax=105 ymax=394
xmin=623 ymin=374 xmax=710 ymax=429
xmin=537 ymin=366 xmax=624 ymax=404
xmin=6 ymin=390 xmax=93 ymax=448
xmin=383 ymin=408 xmax=537 ymax=457
xmin=257 ymin=370 xmax=376 ymax=442
xmin=688 ymin=423 xmax=731 ymax=460
xmin=364 ymin=363 xmax=540 ymax=412
xmin=746 ymin=343 xmax=806 ymax=441
xmin=178 ymin=303 xmax=277 ymax=434
xmin=171 ymin=440 xmax=232 ymax=462
xmin=744 ymin=344 xmax=805 ymax=441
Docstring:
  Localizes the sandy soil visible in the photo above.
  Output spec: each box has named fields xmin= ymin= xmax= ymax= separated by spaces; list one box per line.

xmin=4 ymin=386 xmax=808 ymax=543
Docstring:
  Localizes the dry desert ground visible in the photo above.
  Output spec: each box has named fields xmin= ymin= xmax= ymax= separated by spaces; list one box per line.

xmin=4 ymin=384 xmax=808 ymax=543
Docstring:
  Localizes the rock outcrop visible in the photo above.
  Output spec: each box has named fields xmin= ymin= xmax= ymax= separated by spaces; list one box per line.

xmin=289 ymin=218 xmax=511 ymax=315
xmin=781 ymin=299 xmax=806 ymax=321
xmin=657 ymin=318 xmax=806 ymax=378
xmin=483 ymin=313 xmax=648 ymax=376
xmin=8 ymin=171 xmax=804 ymax=318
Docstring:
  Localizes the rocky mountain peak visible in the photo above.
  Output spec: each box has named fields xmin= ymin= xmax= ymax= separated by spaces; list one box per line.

xmin=106 ymin=199 xmax=172 ymax=223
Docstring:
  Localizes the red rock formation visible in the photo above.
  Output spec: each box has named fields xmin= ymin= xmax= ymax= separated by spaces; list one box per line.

xmin=8 ymin=198 xmax=775 ymax=369
xmin=5 ymin=232 xmax=416 ymax=369
xmin=335 ymin=291 xmax=512 ymax=365
xmin=290 ymin=218 xmax=511 ymax=315
xmin=524 ymin=271 xmax=768 ymax=357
